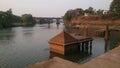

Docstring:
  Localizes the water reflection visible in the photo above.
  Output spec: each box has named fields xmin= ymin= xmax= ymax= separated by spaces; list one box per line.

xmin=0 ymin=29 xmax=15 ymax=46
xmin=49 ymin=52 xmax=91 ymax=63
xmin=0 ymin=24 xmax=63 ymax=68
xmin=22 ymin=27 xmax=34 ymax=38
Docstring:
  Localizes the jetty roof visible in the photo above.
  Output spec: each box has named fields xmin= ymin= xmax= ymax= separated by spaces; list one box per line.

xmin=49 ymin=30 xmax=93 ymax=45
xmin=70 ymin=34 xmax=93 ymax=42
xmin=49 ymin=30 xmax=77 ymax=46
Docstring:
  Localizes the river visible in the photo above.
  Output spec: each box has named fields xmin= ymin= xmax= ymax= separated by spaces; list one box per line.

xmin=0 ymin=23 xmax=120 ymax=68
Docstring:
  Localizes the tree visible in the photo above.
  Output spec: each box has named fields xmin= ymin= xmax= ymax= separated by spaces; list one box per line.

xmin=0 ymin=11 xmax=13 ymax=28
xmin=110 ymin=0 xmax=120 ymax=17
xmin=21 ymin=14 xmax=35 ymax=25
xmin=12 ymin=15 xmax=21 ymax=23
xmin=96 ymin=9 xmax=104 ymax=16
xmin=64 ymin=9 xmax=74 ymax=21
xmin=78 ymin=8 xmax=84 ymax=15
xmin=0 ymin=9 xmax=36 ymax=29
xmin=6 ymin=8 xmax=12 ymax=14
xmin=84 ymin=6 xmax=94 ymax=15
xmin=75 ymin=8 xmax=84 ymax=16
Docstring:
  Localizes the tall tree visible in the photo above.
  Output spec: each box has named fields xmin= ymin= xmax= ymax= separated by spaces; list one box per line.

xmin=0 ymin=11 xmax=13 ymax=28
xmin=21 ymin=14 xmax=35 ymax=25
xmin=110 ymin=0 xmax=120 ymax=17
xmin=84 ymin=6 xmax=94 ymax=15
xmin=64 ymin=9 xmax=74 ymax=21
xmin=75 ymin=8 xmax=84 ymax=15
xmin=96 ymin=9 xmax=104 ymax=16
xmin=6 ymin=8 xmax=12 ymax=14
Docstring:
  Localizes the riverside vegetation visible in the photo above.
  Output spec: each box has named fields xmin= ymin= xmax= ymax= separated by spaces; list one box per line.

xmin=0 ymin=9 xmax=36 ymax=29
xmin=63 ymin=0 xmax=120 ymax=37
xmin=62 ymin=0 xmax=120 ymax=53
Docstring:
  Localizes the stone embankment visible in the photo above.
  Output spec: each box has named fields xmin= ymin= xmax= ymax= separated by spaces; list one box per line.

xmin=26 ymin=45 xmax=120 ymax=68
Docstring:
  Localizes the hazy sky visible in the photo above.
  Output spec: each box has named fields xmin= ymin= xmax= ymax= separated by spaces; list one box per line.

xmin=0 ymin=0 xmax=113 ymax=17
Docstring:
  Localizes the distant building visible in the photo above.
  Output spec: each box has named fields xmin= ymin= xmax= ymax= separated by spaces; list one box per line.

xmin=84 ymin=13 xmax=90 ymax=16
xmin=103 ymin=10 xmax=108 ymax=15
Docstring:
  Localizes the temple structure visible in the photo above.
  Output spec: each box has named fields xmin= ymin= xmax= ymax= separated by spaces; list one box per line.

xmin=48 ymin=30 xmax=93 ymax=55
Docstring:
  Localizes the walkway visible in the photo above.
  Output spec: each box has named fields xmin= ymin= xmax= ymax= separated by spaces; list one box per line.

xmin=26 ymin=45 xmax=120 ymax=68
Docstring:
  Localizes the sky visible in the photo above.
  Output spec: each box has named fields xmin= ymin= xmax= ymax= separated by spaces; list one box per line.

xmin=0 ymin=0 xmax=113 ymax=17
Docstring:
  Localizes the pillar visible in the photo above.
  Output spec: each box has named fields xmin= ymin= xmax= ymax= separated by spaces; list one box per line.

xmin=78 ymin=43 xmax=81 ymax=52
xmin=90 ymin=40 xmax=92 ymax=54
xmin=85 ymin=41 xmax=89 ymax=52
xmin=56 ymin=19 xmax=60 ymax=29
xmin=80 ymin=43 xmax=82 ymax=51
xmin=48 ymin=22 xmax=50 ymax=28
xmin=82 ymin=42 xmax=85 ymax=52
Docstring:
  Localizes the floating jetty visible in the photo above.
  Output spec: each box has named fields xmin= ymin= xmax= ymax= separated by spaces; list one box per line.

xmin=48 ymin=30 xmax=93 ymax=55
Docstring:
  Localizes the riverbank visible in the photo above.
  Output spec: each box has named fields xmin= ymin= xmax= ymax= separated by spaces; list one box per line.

xmin=66 ymin=25 xmax=120 ymax=37
xmin=26 ymin=45 xmax=120 ymax=68
xmin=12 ymin=23 xmax=35 ymax=27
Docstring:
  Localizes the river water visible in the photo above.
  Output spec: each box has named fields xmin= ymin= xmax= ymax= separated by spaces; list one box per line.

xmin=0 ymin=23 xmax=120 ymax=68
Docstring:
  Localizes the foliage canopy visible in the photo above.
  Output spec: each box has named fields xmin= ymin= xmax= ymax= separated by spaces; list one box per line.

xmin=0 ymin=9 xmax=36 ymax=29
xmin=21 ymin=14 xmax=35 ymax=25
xmin=110 ymin=0 xmax=120 ymax=17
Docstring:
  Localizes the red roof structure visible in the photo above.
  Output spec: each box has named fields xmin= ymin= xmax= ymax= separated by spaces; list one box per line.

xmin=49 ymin=30 xmax=77 ymax=46
xmin=48 ymin=30 xmax=93 ymax=55
xmin=70 ymin=34 xmax=93 ymax=42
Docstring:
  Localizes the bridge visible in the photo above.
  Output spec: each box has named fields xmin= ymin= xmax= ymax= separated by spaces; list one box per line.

xmin=34 ymin=17 xmax=63 ymax=24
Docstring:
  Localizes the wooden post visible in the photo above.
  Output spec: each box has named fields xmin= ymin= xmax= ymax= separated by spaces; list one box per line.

xmin=104 ymin=24 xmax=109 ymax=52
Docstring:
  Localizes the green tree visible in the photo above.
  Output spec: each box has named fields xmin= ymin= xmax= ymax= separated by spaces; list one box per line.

xmin=0 ymin=9 xmax=36 ymax=29
xmin=12 ymin=15 xmax=21 ymax=23
xmin=64 ymin=9 xmax=74 ymax=21
xmin=84 ymin=6 xmax=94 ymax=15
xmin=21 ymin=14 xmax=35 ymax=25
xmin=96 ymin=9 xmax=104 ymax=16
xmin=110 ymin=0 xmax=120 ymax=17
xmin=6 ymin=8 xmax=12 ymax=14
xmin=0 ymin=11 xmax=13 ymax=28
xmin=78 ymin=8 xmax=84 ymax=15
